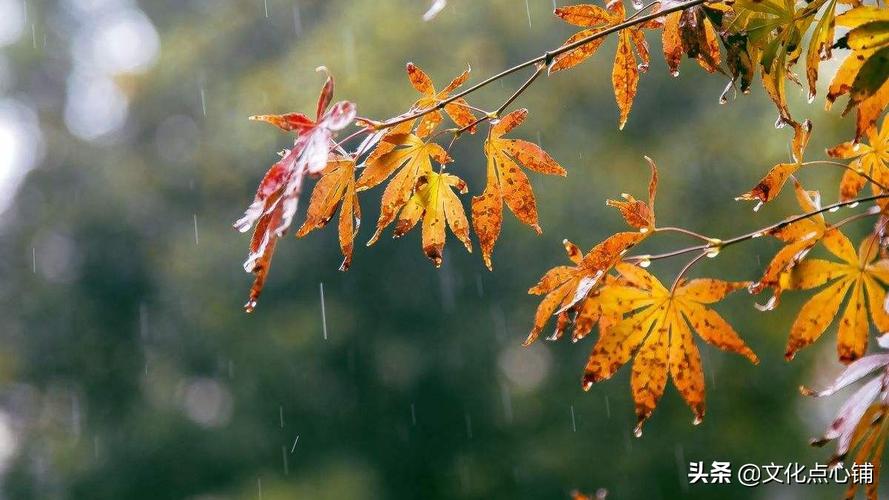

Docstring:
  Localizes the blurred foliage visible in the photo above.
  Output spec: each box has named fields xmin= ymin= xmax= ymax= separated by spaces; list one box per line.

xmin=1 ymin=0 xmax=883 ymax=498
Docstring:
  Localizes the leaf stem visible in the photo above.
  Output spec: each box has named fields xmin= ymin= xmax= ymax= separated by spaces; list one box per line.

xmin=801 ymin=160 xmax=889 ymax=191
xmin=670 ymin=251 xmax=709 ymax=293
xmin=655 ymin=226 xmax=713 ymax=242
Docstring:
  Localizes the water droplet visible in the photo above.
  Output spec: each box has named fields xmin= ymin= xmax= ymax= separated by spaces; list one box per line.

xmin=752 ymin=231 xmax=764 ymax=238
xmin=829 ymin=206 xmax=840 ymax=213
xmin=670 ymin=70 xmax=680 ymax=77
xmin=639 ymin=257 xmax=652 ymax=268
xmin=753 ymin=201 xmax=764 ymax=212
xmin=620 ymin=192 xmax=630 ymax=199
xmin=706 ymin=248 xmax=720 ymax=258
xmin=692 ymin=415 xmax=703 ymax=426
xmin=633 ymin=424 xmax=643 ymax=438
xmin=639 ymin=226 xmax=649 ymax=234
xmin=754 ymin=295 xmax=778 ymax=312
xmin=849 ymin=202 xmax=860 ymax=208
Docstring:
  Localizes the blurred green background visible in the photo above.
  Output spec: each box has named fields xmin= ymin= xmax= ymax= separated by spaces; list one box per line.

xmin=1 ymin=0 xmax=883 ymax=498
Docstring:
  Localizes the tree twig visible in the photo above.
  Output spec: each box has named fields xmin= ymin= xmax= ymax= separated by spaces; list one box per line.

xmin=625 ymin=193 xmax=889 ymax=264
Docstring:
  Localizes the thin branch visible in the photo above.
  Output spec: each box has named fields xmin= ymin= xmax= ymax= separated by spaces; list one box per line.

xmin=625 ymin=193 xmax=889 ymax=264
xmin=801 ymin=160 xmax=889 ymax=191
xmin=831 ymin=206 xmax=882 ymax=229
xmin=372 ymin=0 xmax=708 ymax=131
xmin=454 ymin=63 xmax=546 ymax=136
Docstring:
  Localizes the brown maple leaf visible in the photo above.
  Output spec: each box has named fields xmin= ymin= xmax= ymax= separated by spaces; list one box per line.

xmin=606 ymin=156 xmax=658 ymax=230
xmin=661 ymin=5 xmax=724 ymax=76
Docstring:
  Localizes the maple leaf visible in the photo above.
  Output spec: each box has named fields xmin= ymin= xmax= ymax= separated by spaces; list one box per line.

xmin=803 ymin=337 xmax=889 ymax=500
xmin=295 ymin=157 xmax=361 ymax=271
xmin=606 ymin=156 xmax=658 ymax=230
xmin=587 ymin=263 xmax=758 ymax=434
xmin=550 ymin=1 xmax=655 ymax=129
xmin=730 ymin=0 xmax=814 ymax=163
xmin=526 ymin=234 xmax=645 ymax=346
xmin=828 ymin=7 xmax=889 ymax=141
xmin=736 ymin=119 xmax=812 ymax=206
xmin=471 ymin=108 xmax=566 ymax=269
xmin=356 ymin=131 xmax=453 ymax=250
xmin=661 ymin=5 xmax=724 ymax=76
xmin=804 ymin=0 xmax=837 ymax=99
xmin=749 ymin=179 xmax=827 ymax=309
xmin=235 ymin=68 xmax=356 ymax=312
xmin=405 ymin=63 xmax=477 ymax=138
xmin=828 ymin=115 xmax=889 ymax=202
xmin=525 ymin=162 xmax=661 ymax=342
xmin=391 ymin=170 xmax=472 ymax=266
xmin=785 ymin=231 xmax=889 ymax=363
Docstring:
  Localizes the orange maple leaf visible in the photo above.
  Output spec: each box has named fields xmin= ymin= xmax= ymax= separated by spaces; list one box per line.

xmin=471 ymin=108 xmax=566 ymax=269
xmin=588 ymin=263 xmax=758 ymax=435
xmin=296 ymin=157 xmax=361 ymax=271
xmin=661 ymin=5 xmax=723 ymax=76
xmin=749 ymin=179 xmax=827 ymax=308
xmin=405 ymin=62 xmax=477 ymax=138
xmin=526 ymin=232 xmax=645 ymax=345
xmin=550 ymin=1 xmax=655 ymax=129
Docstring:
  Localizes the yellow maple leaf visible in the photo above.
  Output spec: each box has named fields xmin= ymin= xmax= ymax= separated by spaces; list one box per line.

xmin=828 ymin=115 xmax=889 ymax=202
xmin=392 ymin=171 xmax=472 ymax=266
xmin=786 ymin=230 xmax=889 ymax=363
xmin=356 ymin=132 xmax=453 ymax=248
xmin=587 ymin=263 xmax=758 ymax=435
xmin=750 ymin=179 xmax=827 ymax=308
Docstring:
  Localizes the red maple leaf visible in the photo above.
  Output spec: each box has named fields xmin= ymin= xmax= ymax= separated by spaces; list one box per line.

xmin=235 ymin=67 xmax=357 ymax=312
